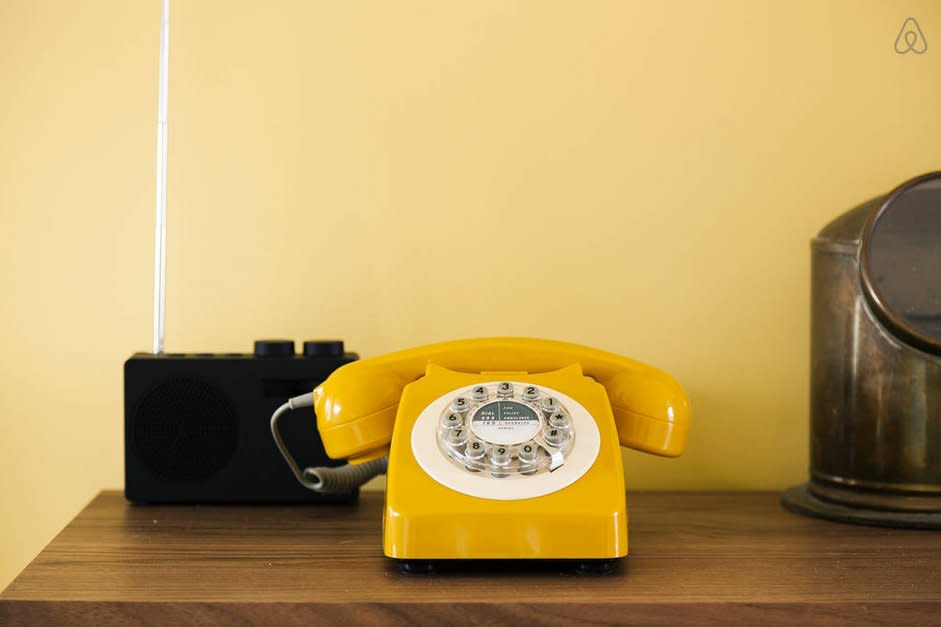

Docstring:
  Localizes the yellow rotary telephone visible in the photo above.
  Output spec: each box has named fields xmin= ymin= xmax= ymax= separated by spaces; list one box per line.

xmin=273 ymin=337 xmax=690 ymax=572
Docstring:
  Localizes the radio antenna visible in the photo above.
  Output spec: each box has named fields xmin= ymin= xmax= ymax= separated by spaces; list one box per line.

xmin=152 ymin=0 xmax=169 ymax=354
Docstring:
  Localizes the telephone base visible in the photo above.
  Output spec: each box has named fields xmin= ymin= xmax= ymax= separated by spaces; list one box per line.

xmin=394 ymin=558 xmax=621 ymax=576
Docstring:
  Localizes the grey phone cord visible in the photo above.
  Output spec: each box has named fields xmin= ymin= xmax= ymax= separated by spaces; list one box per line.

xmin=270 ymin=393 xmax=388 ymax=493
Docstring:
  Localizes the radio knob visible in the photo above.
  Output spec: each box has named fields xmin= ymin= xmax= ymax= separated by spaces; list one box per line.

xmin=303 ymin=340 xmax=344 ymax=357
xmin=253 ymin=340 xmax=295 ymax=358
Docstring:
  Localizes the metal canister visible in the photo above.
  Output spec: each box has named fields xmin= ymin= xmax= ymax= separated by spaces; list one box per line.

xmin=783 ymin=172 xmax=941 ymax=527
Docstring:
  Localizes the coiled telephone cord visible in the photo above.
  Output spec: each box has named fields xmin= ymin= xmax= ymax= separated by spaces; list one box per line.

xmin=270 ymin=393 xmax=388 ymax=493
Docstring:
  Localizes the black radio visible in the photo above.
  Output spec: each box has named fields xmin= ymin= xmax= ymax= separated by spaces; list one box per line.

xmin=125 ymin=15 xmax=361 ymax=504
xmin=124 ymin=339 xmax=356 ymax=503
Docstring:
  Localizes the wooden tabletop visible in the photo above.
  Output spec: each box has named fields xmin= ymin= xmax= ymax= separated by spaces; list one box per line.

xmin=1 ymin=491 xmax=939 ymax=625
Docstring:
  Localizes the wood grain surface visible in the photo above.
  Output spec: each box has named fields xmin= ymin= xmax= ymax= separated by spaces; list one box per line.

xmin=2 ymin=491 xmax=940 ymax=625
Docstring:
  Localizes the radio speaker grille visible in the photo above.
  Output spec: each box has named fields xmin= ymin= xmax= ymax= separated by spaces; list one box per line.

xmin=132 ymin=379 xmax=239 ymax=482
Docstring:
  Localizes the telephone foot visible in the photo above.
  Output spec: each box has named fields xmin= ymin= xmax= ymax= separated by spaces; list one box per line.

xmin=576 ymin=559 xmax=617 ymax=575
xmin=399 ymin=560 xmax=436 ymax=575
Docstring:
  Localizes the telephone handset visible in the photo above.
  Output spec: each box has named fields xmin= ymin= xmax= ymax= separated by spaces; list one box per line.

xmin=314 ymin=337 xmax=689 ymax=463
xmin=276 ymin=337 xmax=690 ymax=570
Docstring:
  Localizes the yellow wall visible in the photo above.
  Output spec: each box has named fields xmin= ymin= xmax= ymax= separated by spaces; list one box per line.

xmin=2 ymin=0 xmax=940 ymax=588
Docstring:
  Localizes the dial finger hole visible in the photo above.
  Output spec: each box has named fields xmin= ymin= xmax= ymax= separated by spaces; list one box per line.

xmin=470 ymin=385 xmax=489 ymax=402
xmin=544 ymin=427 xmax=568 ymax=447
xmin=450 ymin=397 xmax=471 ymax=413
xmin=540 ymin=396 xmax=559 ymax=414
xmin=489 ymin=444 xmax=512 ymax=466
xmin=548 ymin=412 xmax=570 ymax=429
xmin=521 ymin=385 xmax=539 ymax=401
xmin=465 ymin=438 xmax=485 ymax=459
xmin=442 ymin=412 xmax=463 ymax=429
xmin=518 ymin=441 xmax=538 ymax=462
xmin=445 ymin=427 xmax=468 ymax=446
